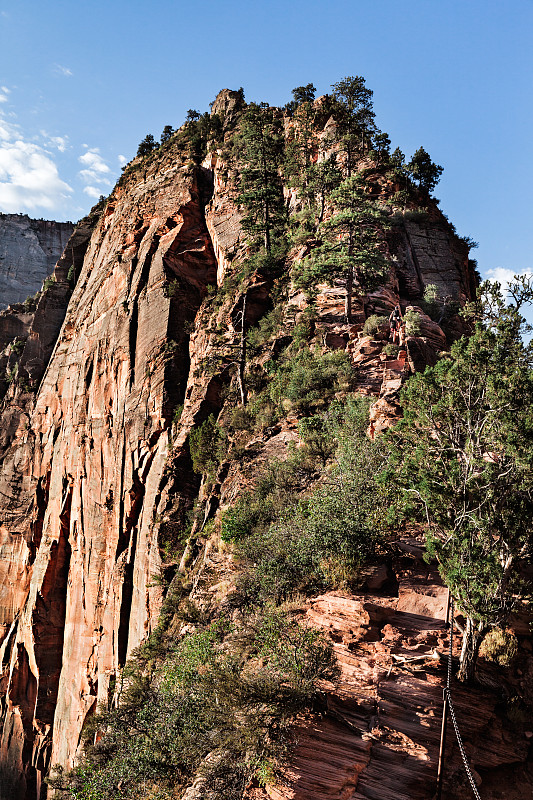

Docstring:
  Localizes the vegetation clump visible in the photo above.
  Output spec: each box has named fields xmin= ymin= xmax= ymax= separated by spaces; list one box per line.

xmin=362 ymin=314 xmax=388 ymax=337
xmin=50 ymin=612 xmax=337 ymax=800
xmin=227 ymin=398 xmax=394 ymax=603
xmin=388 ymin=277 xmax=533 ymax=681
xmin=480 ymin=628 xmax=518 ymax=667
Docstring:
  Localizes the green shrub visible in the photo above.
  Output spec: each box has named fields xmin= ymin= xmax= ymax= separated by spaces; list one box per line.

xmin=221 ymin=494 xmax=276 ymax=542
xmin=362 ymin=314 xmax=388 ymax=336
xmin=404 ymin=309 xmax=421 ymax=336
xmin=221 ymin=445 xmax=316 ymax=544
xmin=423 ymin=283 xmax=439 ymax=305
xmin=297 ymin=415 xmax=335 ymax=465
xmin=292 ymin=308 xmax=316 ymax=347
xmin=419 ymin=283 xmax=441 ymax=321
xmin=189 ymin=415 xmax=226 ymax=478
xmin=382 ymin=343 xmax=400 ymax=358
xmin=10 ymin=338 xmax=24 ymax=357
xmin=269 ymin=347 xmax=354 ymax=416
xmin=480 ymin=628 xmax=518 ymax=667
xmin=401 ymin=208 xmax=430 ymax=223
xmin=236 ymin=397 xmax=392 ymax=602
xmin=42 ymin=275 xmax=56 ymax=291
xmin=172 ymin=403 xmax=184 ymax=427
xmin=164 ymin=278 xmax=181 ymax=298
xmin=50 ymin=612 xmax=337 ymax=800
xmin=228 ymin=405 xmax=254 ymax=431
xmin=247 ymin=305 xmax=284 ymax=349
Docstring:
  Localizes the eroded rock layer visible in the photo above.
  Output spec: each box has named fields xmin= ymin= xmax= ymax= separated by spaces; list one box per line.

xmin=0 ymin=150 xmax=218 ymax=798
xmin=247 ymin=549 xmax=533 ymax=800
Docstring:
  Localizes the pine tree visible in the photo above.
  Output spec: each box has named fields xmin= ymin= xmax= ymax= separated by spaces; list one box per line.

xmin=136 ymin=134 xmax=158 ymax=157
xmin=285 ymin=85 xmax=320 ymax=211
xmin=235 ymin=103 xmax=286 ymax=256
xmin=332 ymin=76 xmax=376 ymax=173
xmin=296 ymin=173 xmax=390 ymax=321
xmin=407 ymin=146 xmax=443 ymax=193
xmin=372 ymin=132 xmax=391 ymax=164
xmin=160 ymin=125 xmax=174 ymax=144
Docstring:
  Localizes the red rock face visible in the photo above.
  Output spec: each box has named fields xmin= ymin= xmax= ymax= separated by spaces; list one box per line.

xmin=0 ymin=98 xmax=483 ymax=800
xmin=247 ymin=556 xmax=532 ymax=800
xmin=0 ymin=152 xmax=218 ymax=796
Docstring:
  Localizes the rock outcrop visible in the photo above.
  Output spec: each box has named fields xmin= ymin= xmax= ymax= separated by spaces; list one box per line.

xmin=0 ymin=215 xmax=74 ymax=309
xmin=247 ymin=547 xmax=533 ymax=800
xmin=0 ymin=93 xmax=489 ymax=800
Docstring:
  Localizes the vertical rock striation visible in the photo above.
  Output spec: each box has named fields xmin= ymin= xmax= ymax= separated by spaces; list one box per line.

xmin=0 ymin=150 xmax=218 ymax=798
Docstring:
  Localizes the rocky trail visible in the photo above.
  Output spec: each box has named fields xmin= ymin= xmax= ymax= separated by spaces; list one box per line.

xmin=249 ymin=541 xmax=533 ymax=800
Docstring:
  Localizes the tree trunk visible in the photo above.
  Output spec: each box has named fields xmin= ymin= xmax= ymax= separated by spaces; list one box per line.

xmin=264 ymin=199 xmax=271 ymax=255
xmin=345 ymin=267 xmax=353 ymax=323
xmin=458 ymin=617 xmax=485 ymax=683
xmin=237 ymin=295 xmax=248 ymax=406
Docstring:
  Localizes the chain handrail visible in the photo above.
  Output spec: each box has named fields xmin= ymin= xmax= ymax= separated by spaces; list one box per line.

xmin=446 ymin=596 xmax=482 ymax=800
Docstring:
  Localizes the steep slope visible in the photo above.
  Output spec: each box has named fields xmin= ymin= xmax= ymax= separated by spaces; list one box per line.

xmin=246 ymin=549 xmax=533 ymax=800
xmin=0 ymin=90 xmax=488 ymax=800
xmin=0 ymin=215 xmax=74 ymax=309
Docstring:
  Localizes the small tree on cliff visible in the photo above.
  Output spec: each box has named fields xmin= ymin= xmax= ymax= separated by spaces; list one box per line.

xmin=235 ymin=102 xmax=286 ymax=256
xmin=136 ymin=134 xmax=158 ymax=157
xmin=295 ymin=173 xmax=390 ymax=321
xmin=406 ymin=146 xmax=443 ymax=194
xmin=285 ymin=84 xmax=319 ymax=211
xmin=332 ymin=75 xmax=376 ymax=172
xmin=160 ymin=125 xmax=175 ymax=144
xmin=390 ymin=278 xmax=533 ymax=682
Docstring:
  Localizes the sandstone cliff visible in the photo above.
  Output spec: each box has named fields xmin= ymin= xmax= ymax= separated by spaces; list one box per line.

xmin=0 ymin=215 xmax=74 ymax=310
xmin=0 ymin=90 xmax=527 ymax=800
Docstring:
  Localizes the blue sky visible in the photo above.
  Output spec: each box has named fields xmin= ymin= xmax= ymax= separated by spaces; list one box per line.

xmin=0 ymin=0 xmax=532 ymax=287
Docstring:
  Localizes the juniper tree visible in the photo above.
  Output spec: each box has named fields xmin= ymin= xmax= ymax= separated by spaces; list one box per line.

xmin=391 ymin=278 xmax=533 ymax=682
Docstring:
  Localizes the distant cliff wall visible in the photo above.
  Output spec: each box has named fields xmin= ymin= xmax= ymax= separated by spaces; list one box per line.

xmin=0 ymin=215 xmax=75 ymax=309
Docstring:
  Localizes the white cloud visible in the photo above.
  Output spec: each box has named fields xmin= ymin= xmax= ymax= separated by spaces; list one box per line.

xmin=0 ymin=138 xmax=73 ymax=212
xmin=40 ymin=130 xmax=69 ymax=153
xmin=485 ymin=267 xmax=533 ymax=291
xmin=0 ymin=120 xmax=16 ymax=141
xmin=79 ymin=148 xmax=110 ymax=173
xmin=50 ymin=135 xmax=68 ymax=152
xmin=0 ymin=88 xmax=9 ymax=104
xmin=78 ymin=147 xmax=112 ymax=187
xmin=54 ymin=64 xmax=73 ymax=77
xmin=40 ymin=130 xmax=69 ymax=152
xmin=83 ymin=185 xmax=103 ymax=199
xmin=118 ymin=154 xmax=127 ymax=166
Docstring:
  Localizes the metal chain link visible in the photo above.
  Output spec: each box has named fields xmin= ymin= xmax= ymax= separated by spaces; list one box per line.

xmin=447 ymin=596 xmax=454 ymax=690
xmin=446 ymin=689 xmax=482 ymax=800
xmin=446 ymin=596 xmax=482 ymax=799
